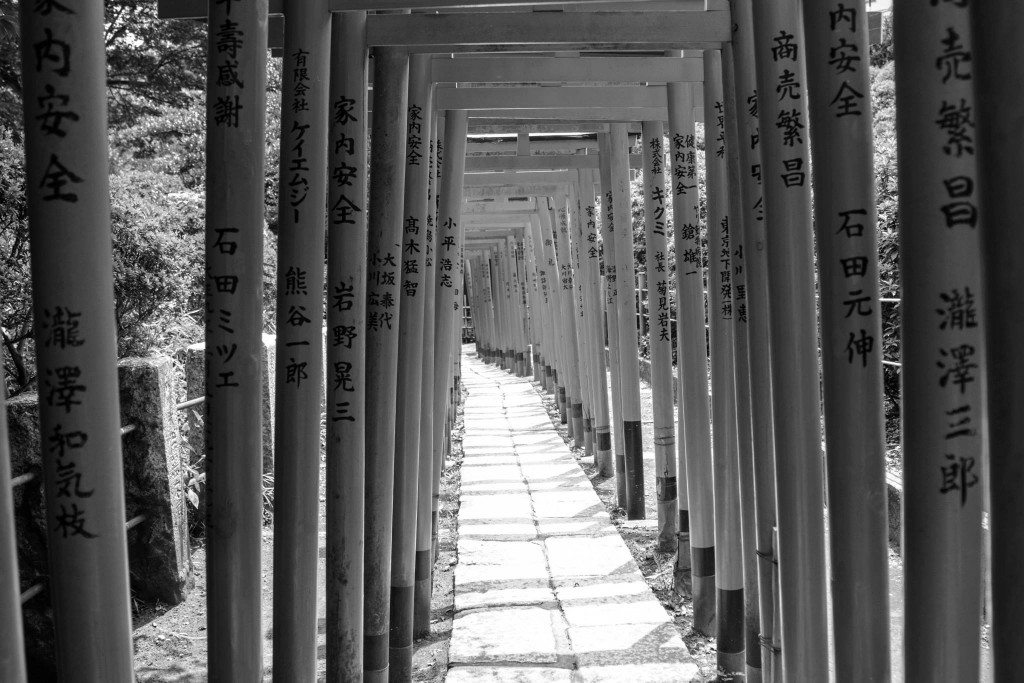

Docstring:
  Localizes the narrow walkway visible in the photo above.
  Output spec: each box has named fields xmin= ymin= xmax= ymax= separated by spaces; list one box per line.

xmin=448 ymin=354 xmax=702 ymax=682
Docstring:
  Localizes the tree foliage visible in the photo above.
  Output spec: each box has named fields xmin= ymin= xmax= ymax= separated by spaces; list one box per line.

xmin=0 ymin=2 xmax=284 ymax=396
xmin=0 ymin=0 xmax=206 ymax=134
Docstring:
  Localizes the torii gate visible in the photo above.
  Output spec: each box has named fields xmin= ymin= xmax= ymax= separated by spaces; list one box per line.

xmin=6 ymin=1 xmax=1024 ymax=683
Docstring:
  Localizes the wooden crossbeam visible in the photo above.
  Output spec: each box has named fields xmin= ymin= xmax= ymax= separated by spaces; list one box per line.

xmin=365 ymin=11 xmax=730 ymax=49
xmin=158 ymin=0 xmax=715 ymax=18
xmin=436 ymin=85 xmax=667 ymax=110
xmin=466 ymin=107 xmax=668 ymax=121
xmin=464 ymin=171 xmax=579 ymax=185
xmin=465 ymin=153 xmax=641 ymax=171
xmin=463 ymin=183 xmax=566 ymax=197
xmin=432 ymin=55 xmax=703 ymax=84
xmin=467 ymin=138 xmax=600 ymax=154
xmin=465 ymin=122 xmax=640 ymax=134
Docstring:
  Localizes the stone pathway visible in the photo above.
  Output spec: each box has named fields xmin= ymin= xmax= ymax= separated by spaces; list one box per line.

xmin=448 ymin=355 xmax=702 ymax=682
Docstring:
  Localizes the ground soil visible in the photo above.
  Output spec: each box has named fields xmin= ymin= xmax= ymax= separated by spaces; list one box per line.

xmin=129 ymin=395 xmax=466 ymax=682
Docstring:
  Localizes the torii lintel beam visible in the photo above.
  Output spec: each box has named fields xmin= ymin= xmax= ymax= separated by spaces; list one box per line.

xmin=464 ymin=153 xmax=641 ymax=172
xmin=436 ymin=85 xmax=669 ymax=110
xmin=464 ymin=171 xmax=580 ymax=186
xmin=465 ymin=122 xmax=640 ymax=134
xmin=159 ymin=0 xmax=719 ymax=17
xmin=159 ymin=6 xmax=731 ymax=50
xmin=431 ymin=56 xmax=704 ymax=84
xmin=366 ymin=12 xmax=730 ymax=49
xmin=463 ymin=184 xmax=567 ymax=198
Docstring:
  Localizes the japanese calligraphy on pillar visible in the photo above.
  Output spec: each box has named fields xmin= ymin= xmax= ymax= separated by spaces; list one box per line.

xmin=923 ymin=3 xmax=981 ymax=506
xmin=603 ymin=190 xmax=617 ymax=306
xmin=709 ymin=101 xmax=733 ymax=322
xmin=768 ymin=28 xmax=809 ymax=191
xmin=23 ymin=1 xmax=105 ymax=538
xmin=647 ymin=134 xmax=672 ymax=342
xmin=330 ymin=94 xmax=363 ymax=228
xmin=401 ymin=104 xmax=428 ymax=305
xmin=327 ymin=51 xmax=367 ymax=427
xmin=437 ymin=218 xmax=457 ymax=291
xmin=279 ymin=24 xmax=328 ymax=395
xmin=670 ymin=127 xmax=702 ymax=279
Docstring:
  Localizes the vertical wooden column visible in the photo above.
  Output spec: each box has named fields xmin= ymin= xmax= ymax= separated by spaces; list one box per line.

xmin=970 ymin=4 xmax=1024 ymax=678
xmin=0 ymin=377 xmax=25 ymax=682
xmin=389 ymin=53 xmax=433 ymax=679
xmin=895 ymin=1 xmax=983 ymax=680
xmin=430 ymin=108 xmax=469 ymax=567
xmin=273 ymin=1 xmax=330 ymax=678
xmin=598 ymin=135 xmax=628 ymax=509
xmin=414 ymin=128 xmax=439 ymax=638
xmin=514 ymin=236 xmax=531 ymax=377
xmin=363 ymin=45 xmax=409 ymax=683
xmin=326 ymin=12 xmax=368 ymax=680
xmin=750 ymin=0 xmax=829 ymax=677
xmin=722 ymin=45 xmax=761 ymax=683
xmin=728 ymin=2 xmax=778 ymax=675
xmin=539 ymin=212 xmax=559 ymax=393
xmin=804 ymin=2 xmax=890 ymax=681
xmin=569 ymin=193 xmax=592 ymax=446
xmin=541 ymin=206 xmax=570 ymax=428
xmin=19 ymin=0 xmax=136 ymax=678
xmin=554 ymin=196 xmax=586 ymax=446
xmin=641 ymin=120 xmax=678 ymax=553
xmin=496 ymin=240 xmax=514 ymax=371
xmin=549 ymin=205 xmax=573 ymax=427
xmin=526 ymin=224 xmax=545 ymax=383
xmin=609 ymin=124 xmax=646 ymax=519
xmin=568 ymin=188 xmax=595 ymax=459
xmin=530 ymin=214 xmax=557 ymax=394
xmin=667 ymin=81 xmax=716 ymax=629
xmin=704 ymin=51 xmax=745 ymax=680
xmin=578 ymin=170 xmax=614 ymax=477
xmin=204 ymin=0 xmax=272 ymax=678
xmin=532 ymin=224 xmax=548 ymax=385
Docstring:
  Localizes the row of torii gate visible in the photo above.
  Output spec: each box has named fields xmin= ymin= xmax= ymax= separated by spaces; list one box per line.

xmin=2 ymin=0 xmax=1024 ymax=682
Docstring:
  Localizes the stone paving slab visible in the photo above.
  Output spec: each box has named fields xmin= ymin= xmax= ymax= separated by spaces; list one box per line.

xmin=449 ymin=354 xmax=703 ymax=682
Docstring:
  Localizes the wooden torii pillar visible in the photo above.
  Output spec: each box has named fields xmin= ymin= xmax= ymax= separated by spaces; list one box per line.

xmin=18 ymin=0 xmax=137 ymax=679
xmin=271 ymin=1 xmax=330 ymax=679
xmin=971 ymin=4 xmax=1024 ymax=678
xmin=804 ymin=0 xmax=890 ymax=679
xmin=390 ymin=52 xmax=435 ymax=679
xmin=640 ymin=119 xmax=679 ymax=553
xmin=325 ymin=11 xmax=369 ymax=680
xmin=726 ymin=2 xmax=778 ymax=676
xmin=895 ymin=1 xmax=983 ymax=680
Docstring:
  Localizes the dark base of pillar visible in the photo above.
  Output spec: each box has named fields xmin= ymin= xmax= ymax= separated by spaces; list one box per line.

xmin=614 ymin=451 xmax=627 ymax=509
xmin=623 ymin=420 xmax=645 ymax=519
xmin=413 ymin=549 xmax=432 ymax=638
xmin=692 ymin=546 xmax=716 ymax=635
xmin=717 ymin=586 xmax=745 ymax=680
xmin=364 ymin=631 xmax=389 ymax=682
xmin=571 ymin=403 xmax=584 ymax=449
